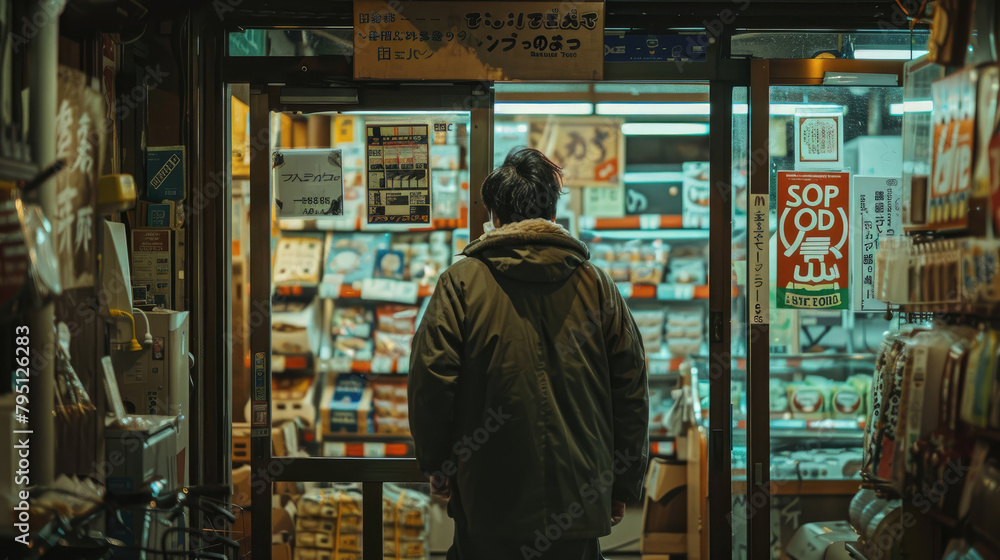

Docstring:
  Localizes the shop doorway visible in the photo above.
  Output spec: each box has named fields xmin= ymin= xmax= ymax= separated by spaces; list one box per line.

xmin=735 ymin=58 xmax=906 ymax=560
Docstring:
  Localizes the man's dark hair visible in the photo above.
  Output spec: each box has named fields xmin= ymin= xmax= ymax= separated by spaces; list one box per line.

xmin=481 ymin=148 xmax=563 ymax=225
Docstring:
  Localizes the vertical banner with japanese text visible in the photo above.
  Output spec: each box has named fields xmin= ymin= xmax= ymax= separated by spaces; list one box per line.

xmin=353 ymin=1 xmax=604 ymax=81
xmin=853 ymin=176 xmax=901 ymax=311
xmin=749 ymin=194 xmax=769 ymax=324
xmin=777 ymin=171 xmax=850 ymax=309
xmin=366 ymin=124 xmax=431 ymax=224
xmin=55 ymin=66 xmax=106 ymax=290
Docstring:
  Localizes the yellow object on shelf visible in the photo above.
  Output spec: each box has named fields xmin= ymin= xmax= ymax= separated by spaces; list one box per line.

xmin=98 ymin=174 xmax=137 ymax=214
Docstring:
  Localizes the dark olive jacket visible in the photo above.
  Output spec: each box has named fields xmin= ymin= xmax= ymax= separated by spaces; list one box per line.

xmin=408 ymin=218 xmax=649 ymax=540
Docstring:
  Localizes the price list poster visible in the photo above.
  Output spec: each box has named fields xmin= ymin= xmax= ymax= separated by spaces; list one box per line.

xmin=366 ymin=124 xmax=431 ymax=224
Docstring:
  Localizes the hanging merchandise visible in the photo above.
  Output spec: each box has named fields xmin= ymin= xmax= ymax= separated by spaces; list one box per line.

xmin=53 ymin=321 xmax=95 ymax=421
xmin=874 ymin=237 xmax=1000 ymax=311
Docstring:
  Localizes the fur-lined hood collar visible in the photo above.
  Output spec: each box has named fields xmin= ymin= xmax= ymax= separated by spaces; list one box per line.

xmin=462 ymin=218 xmax=590 ymax=259
xmin=461 ymin=219 xmax=590 ymax=283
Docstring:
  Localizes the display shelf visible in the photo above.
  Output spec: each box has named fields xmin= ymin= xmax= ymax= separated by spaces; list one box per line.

xmin=731 ymin=478 xmax=862 ymax=496
xmin=618 ymin=283 xmax=718 ymax=300
xmin=320 ymin=357 xmax=408 ymax=375
xmin=735 ymin=418 xmax=865 ymax=434
xmin=578 ymin=214 xmax=684 ymax=230
xmin=279 ymin=216 xmax=465 ymax=232
xmin=0 ymin=156 xmax=39 ymax=183
xmin=321 ymin=439 xmax=412 ymax=457
xmin=648 ymin=356 xmax=686 ymax=375
xmin=275 ymin=282 xmax=434 ymax=300
xmin=650 ymin=438 xmax=676 ymax=457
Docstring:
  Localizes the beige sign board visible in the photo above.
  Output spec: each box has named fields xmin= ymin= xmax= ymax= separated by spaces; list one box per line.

xmin=353 ymin=1 xmax=604 ymax=81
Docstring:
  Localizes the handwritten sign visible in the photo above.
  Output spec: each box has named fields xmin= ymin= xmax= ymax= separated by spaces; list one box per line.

xmin=273 ymin=149 xmax=345 ymax=219
xmin=353 ymin=1 xmax=604 ymax=81
xmin=794 ymin=111 xmax=844 ymax=170
xmin=55 ymin=66 xmax=106 ymax=289
xmin=538 ymin=117 xmax=623 ymax=187
xmin=777 ymin=171 xmax=850 ymax=310
xmin=366 ymin=124 xmax=431 ymax=224
xmin=853 ymin=177 xmax=901 ymax=312
xmin=750 ymin=194 xmax=769 ymax=324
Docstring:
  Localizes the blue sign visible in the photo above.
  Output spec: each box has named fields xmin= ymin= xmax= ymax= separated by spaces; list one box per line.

xmin=147 ymin=203 xmax=172 ymax=228
xmin=146 ymin=146 xmax=186 ymax=202
xmin=603 ymin=34 xmax=707 ymax=63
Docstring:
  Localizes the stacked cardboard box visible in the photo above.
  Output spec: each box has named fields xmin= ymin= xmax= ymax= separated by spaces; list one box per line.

xmin=294 ymin=487 xmax=364 ymax=560
xmin=292 ymin=484 xmax=430 ymax=560
xmin=382 ymin=484 xmax=430 ymax=559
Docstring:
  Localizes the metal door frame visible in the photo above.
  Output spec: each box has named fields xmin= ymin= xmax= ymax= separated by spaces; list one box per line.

xmin=744 ymin=58 xmax=906 ymax=560
xmin=247 ymin=82 xmax=492 ymax=560
xmin=221 ymin=24 xmax=754 ymax=560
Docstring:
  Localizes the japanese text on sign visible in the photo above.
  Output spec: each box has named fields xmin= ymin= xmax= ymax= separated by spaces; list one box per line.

xmin=354 ymin=1 xmax=604 ymax=81
xmin=750 ymin=195 xmax=770 ymax=324
xmin=55 ymin=66 xmax=106 ymax=289
xmin=853 ymin=177 xmax=900 ymax=311
xmin=366 ymin=124 xmax=431 ymax=224
xmin=273 ymin=149 xmax=345 ymax=219
xmin=777 ymin=171 xmax=850 ymax=309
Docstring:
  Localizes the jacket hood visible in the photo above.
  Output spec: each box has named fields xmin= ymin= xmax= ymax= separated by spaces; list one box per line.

xmin=462 ymin=218 xmax=590 ymax=283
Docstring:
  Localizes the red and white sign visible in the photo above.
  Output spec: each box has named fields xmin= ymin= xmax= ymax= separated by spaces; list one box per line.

xmin=777 ymin=171 xmax=850 ymax=309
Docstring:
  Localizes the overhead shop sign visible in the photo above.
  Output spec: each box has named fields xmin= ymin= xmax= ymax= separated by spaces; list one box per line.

xmin=353 ymin=1 xmax=604 ymax=80
xmin=777 ymin=171 xmax=850 ymax=310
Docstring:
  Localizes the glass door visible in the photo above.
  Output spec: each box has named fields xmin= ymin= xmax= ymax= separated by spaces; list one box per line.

xmin=235 ymin=83 xmax=491 ymax=560
xmin=745 ymin=59 xmax=908 ymax=560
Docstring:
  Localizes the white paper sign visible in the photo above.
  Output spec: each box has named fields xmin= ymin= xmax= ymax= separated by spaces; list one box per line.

xmin=794 ymin=111 xmax=844 ymax=171
xmin=750 ymin=194 xmax=769 ymax=324
xmin=273 ymin=149 xmax=345 ymax=219
xmin=360 ymin=278 xmax=419 ymax=304
xmin=853 ymin=176 xmax=902 ymax=311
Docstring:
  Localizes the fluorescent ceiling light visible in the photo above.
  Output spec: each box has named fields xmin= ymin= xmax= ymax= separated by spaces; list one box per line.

xmin=621 ymin=123 xmax=710 ymax=136
xmin=495 ymin=123 xmax=529 ymax=132
xmin=494 ymin=102 xmax=593 ymax=115
xmin=623 ymin=171 xmax=685 ymax=183
xmin=769 ymin=103 xmax=843 ymax=116
xmin=889 ymin=100 xmax=933 ymax=115
xmin=854 ymin=49 xmax=929 ymax=60
xmin=732 ymin=103 xmax=843 ymax=116
xmin=596 ymin=102 xmax=711 ymax=116
xmin=904 ymin=99 xmax=933 ymax=113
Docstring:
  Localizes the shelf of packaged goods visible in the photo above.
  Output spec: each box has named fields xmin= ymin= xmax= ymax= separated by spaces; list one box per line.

xmin=321 ymin=356 xmax=408 ymax=376
xmin=280 ymin=216 xmax=466 ymax=232
xmin=647 ymin=356 xmax=685 ymax=376
xmin=619 ymin=283 xmax=726 ymax=300
xmin=276 ymin=283 xmax=434 ymax=299
xmin=271 ymin=354 xmax=315 ymax=373
xmin=734 ymin=418 xmax=866 ymax=440
xmin=578 ymin=214 xmax=684 ymax=230
xmin=649 ymin=436 xmax=676 ymax=457
xmin=731 ymin=478 xmax=861 ymax=496
xmin=0 ymin=157 xmax=39 ymax=183
xmin=320 ymin=436 xmax=413 ymax=458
